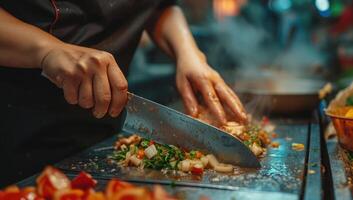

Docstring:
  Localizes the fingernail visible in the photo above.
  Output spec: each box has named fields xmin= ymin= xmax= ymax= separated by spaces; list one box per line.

xmin=93 ymin=110 xmax=104 ymax=119
xmin=110 ymin=111 xmax=119 ymax=118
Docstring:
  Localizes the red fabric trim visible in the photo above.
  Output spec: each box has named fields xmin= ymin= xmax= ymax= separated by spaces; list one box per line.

xmin=49 ymin=0 xmax=60 ymax=33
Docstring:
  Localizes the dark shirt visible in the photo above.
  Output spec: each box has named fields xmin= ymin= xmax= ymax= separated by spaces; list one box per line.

xmin=0 ymin=0 xmax=176 ymax=106
xmin=0 ymin=0 xmax=176 ymax=186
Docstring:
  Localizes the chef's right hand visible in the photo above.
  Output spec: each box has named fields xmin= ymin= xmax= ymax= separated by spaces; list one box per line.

xmin=41 ymin=43 xmax=128 ymax=118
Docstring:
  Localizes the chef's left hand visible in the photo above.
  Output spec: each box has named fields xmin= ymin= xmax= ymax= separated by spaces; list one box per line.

xmin=176 ymin=51 xmax=248 ymax=125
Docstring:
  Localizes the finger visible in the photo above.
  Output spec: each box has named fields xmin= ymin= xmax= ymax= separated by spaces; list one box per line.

xmin=215 ymin=82 xmax=248 ymax=123
xmin=196 ymin=79 xmax=227 ymax=125
xmin=177 ymin=77 xmax=199 ymax=117
xmin=93 ymin=71 xmax=111 ymax=118
xmin=78 ymin=78 xmax=94 ymax=109
xmin=62 ymin=78 xmax=80 ymax=105
xmin=107 ymin=63 xmax=128 ymax=117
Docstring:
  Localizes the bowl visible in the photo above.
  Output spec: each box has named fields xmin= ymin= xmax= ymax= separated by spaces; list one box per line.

xmin=326 ymin=107 xmax=353 ymax=152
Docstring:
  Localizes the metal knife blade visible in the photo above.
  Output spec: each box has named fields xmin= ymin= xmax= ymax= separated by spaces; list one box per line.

xmin=122 ymin=92 xmax=260 ymax=168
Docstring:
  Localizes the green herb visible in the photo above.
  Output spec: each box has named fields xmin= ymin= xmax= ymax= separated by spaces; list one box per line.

xmin=110 ymin=138 xmax=192 ymax=170
xmin=189 ymin=150 xmax=196 ymax=159
xmin=140 ymin=140 xmax=149 ymax=148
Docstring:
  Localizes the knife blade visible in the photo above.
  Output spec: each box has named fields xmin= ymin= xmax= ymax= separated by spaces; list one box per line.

xmin=122 ymin=92 xmax=260 ymax=168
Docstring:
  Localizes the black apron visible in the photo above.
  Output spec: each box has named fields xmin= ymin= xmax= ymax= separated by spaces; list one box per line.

xmin=0 ymin=0 xmax=176 ymax=186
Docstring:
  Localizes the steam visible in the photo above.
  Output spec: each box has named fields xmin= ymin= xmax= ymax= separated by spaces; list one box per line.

xmin=203 ymin=15 xmax=326 ymax=117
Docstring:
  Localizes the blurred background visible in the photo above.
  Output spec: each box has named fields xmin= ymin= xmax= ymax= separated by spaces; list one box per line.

xmin=128 ymin=0 xmax=353 ymax=107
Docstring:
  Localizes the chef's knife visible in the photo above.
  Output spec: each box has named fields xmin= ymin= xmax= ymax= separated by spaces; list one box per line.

xmin=122 ymin=92 xmax=260 ymax=168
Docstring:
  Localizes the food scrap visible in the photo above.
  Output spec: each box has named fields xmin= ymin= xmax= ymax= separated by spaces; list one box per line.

xmin=109 ymin=135 xmax=234 ymax=174
xmin=196 ymin=106 xmax=277 ymax=157
xmin=271 ymin=141 xmax=280 ymax=148
xmin=0 ymin=166 xmax=177 ymax=200
xmin=220 ymin=120 xmax=274 ymax=156
xmin=292 ymin=143 xmax=305 ymax=151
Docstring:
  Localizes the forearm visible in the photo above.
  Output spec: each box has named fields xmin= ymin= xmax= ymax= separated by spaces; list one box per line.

xmin=147 ymin=6 xmax=205 ymax=62
xmin=0 ymin=7 xmax=63 ymax=69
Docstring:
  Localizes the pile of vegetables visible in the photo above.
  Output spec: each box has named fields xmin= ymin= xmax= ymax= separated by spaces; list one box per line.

xmin=109 ymin=135 xmax=234 ymax=174
xmin=0 ymin=166 xmax=176 ymax=200
xmin=220 ymin=117 xmax=274 ymax=156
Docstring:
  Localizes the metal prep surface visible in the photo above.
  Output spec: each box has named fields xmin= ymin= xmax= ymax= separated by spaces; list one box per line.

xmin=54 ymin=123 xmax=313 ymax=198
xmin=327 ymin=138 xmax=353 ymax=200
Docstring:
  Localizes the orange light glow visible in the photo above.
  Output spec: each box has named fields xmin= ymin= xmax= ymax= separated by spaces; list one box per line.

xmin=213 ymin=0 xmax=247 ymax=20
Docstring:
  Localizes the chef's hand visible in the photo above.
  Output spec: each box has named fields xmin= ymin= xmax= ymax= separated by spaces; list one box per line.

xmin=176 ymin=51 xmax=247 ymax=125
xmin=41 ymin=43 xmax=128 ymax=118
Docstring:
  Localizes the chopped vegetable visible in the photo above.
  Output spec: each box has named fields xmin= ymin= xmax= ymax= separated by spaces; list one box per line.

xmin=144 ymin=144 xmax=158 ymax=159
xmin=129 ymin=155 xmax=142 ymax=166
xmin=109 ymin=135 xmax=237 ymax=175
xmin=71 ymin=171 xmax=97 ymax=190
xmin=271 ymin=142 xmax=280 ymax=148
xmin=206 ymin=154 xmax=219 ymax=168
xmin=191 ymin=163 xmax=204 ymax=175
xmin=214 ymin=163 xmax=233 ymax=173
xmin=292 ymin=143 xmax=305 ymax=151
xmin=137 ymin=149 xmax=145 ymax=159
xmin=345 ymin=108 xmax=353 ymax=118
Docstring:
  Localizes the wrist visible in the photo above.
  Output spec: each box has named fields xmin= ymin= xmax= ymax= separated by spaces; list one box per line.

xmin=176 ymin=48 xmax=206 ymax=65
xmin=34 ymin=39 xmax=62 ymax=69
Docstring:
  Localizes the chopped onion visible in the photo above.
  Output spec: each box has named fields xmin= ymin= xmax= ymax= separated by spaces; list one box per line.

xmin=144 ymin=144 xmax=158 ymax=159
xmin=129 ymin=155 xmax=142 ymax=166
xmin=206 ymin=154 xmax=219 ymax=168
xmin=124 ymin=152 xmax=132 ymax=166
xmin=120 ymin=144 xmax=127 ymax=151
xmin=180 ymin=160 xmax=191 ymax=172
xmin=200 ymin=156 xmax=209 ymax=167
xmin=250 ymin=143 xmax=263 ymax=156
xmin=214 ymin=163 xmax=233 ymax=173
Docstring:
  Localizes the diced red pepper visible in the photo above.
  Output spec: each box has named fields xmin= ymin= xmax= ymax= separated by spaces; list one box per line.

xmin=36 ymin=166 xmax=71 ymax=199
xmin=71 ymin=172 xmax=97 ymax=190
xmin=137 ymin=149 xmax=145 ymax=159
xmin=191 ymin=165 xmax=204 ymax=175
xmin=149 ymin=140 xmax=155 ymax=146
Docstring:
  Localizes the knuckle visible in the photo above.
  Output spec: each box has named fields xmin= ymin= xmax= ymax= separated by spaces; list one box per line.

xmin=63 ymin=69 xmax=77 ymax=79
xmin=88 ymin=53 xmax=107 ymax=69
xmin=102 ymin=51 xmax=114 ymax=60
xmin=116 ymin=80 xmax=128 ymax=91
xmin=76 ymin=60 xmax=90 ymax=75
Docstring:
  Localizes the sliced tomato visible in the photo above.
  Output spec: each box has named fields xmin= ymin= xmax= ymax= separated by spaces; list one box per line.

xmin=0 ymin=192 xmax=22 ymax=200
xmin=110 ymin=187 xmax=149 ymax=200
xmin=106 ymin=179 xmax=134 ymax=199
xmin=71 ymin=172 xmax=97 ymax=190
xmin=191 ymin=165 xmax=204 ymax=175
xmin=84 ymin=190 xmax=106 ymax=200
xmin=53 ymin=189 xmax=84 ymax=200
xmin=36 ymin=166 xmax=71 ymax=199
xmin=21 ymin=187 xmax=44 ymax=200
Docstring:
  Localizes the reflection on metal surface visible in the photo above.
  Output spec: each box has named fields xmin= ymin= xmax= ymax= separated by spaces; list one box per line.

xmin=55 ymin=124 xmax=311 ymax=198
xmin=327 ymin=138 xmax=353 ymax=200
